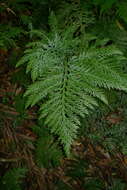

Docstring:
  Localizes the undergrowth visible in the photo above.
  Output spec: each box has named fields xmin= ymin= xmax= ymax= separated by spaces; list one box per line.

xmin=1 ymin=0 xmax=127 ymax=189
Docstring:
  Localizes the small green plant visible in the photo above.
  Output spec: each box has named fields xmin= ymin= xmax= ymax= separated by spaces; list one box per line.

xmin=0 ymin=168 xmax=26 ymax=190
xmin=33 ymin=124 xmax=63 ymax=168
xmin=109 ymin=179 xmax=126 ymax=190
xmin=0 ymin=25 xmax=24 ymax=50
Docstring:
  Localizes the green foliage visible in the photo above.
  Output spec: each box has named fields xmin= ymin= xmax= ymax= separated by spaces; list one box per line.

xmin=109 ymin=179 xmax=126 ymax=190
xmin=55 ymin=0 xmax=95 ymax=31
xmin=80 ymin=92 xmax=127 ymax=155
xmin=83 ymin=117 xmax=127 ymax=154
xmin=33 ymin=124 xmax=63 ymax=168
xmin=117 ymin=1 xmax=127 ymax=23
xmin=0 ymin=25 xmax=24 ymax=50
xmin=11 ymin=67 xmax=30 ymax=86
xmin=64 ymin=156 xmax=104 ymax=190
xmin=92 ymin=0 xmax=117 ymax=13
xmin=92 ymin=20 xmax=127 ymax=56
xmin=92 ymin=0 xmax=127 ymax=24
xmin=14 ymin=94 xmax=25 ymax=113
xmin=2 ymin=0 xmax=127 ymax=189
xmin=66 ymin=157 xmax=88 ymax=179
xmin=17 ymin=14 xmax=127 ymax=155
xmin=0 ymin=168 xmax=26 ymax=190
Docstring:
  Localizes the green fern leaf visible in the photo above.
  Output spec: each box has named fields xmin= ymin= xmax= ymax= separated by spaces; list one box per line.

xmin=0 ymin=168 xmax=26 ymax=190
xmin=17 ymin=15 xmax=127 ymax=155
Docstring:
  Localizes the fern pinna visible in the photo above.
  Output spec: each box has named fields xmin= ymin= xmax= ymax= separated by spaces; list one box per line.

xmin=17 ymin=17 xmax=127 ymax=155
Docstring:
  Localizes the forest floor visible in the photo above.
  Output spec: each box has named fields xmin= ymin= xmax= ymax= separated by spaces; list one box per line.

xmin=1 ymin=52 xmax=127 ymax=189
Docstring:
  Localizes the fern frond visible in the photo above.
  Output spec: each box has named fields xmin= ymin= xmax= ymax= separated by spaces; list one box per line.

xmin=54 ymin=0 xmax=95 ymax=33
xmin=17 ymin=16 xmax=127 ymax=155
xmin=33 ymin=125 xmax=63 ymax=168
xmin=92 ymin=20 xmax=127 ymax=55
xmin=117 ymin=1 xmax=127 ymax=23
xmin=0 ymin=168 xmax=26 ymax=190
xmin=0 ymin=25 xmax=23 ymax=49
